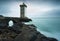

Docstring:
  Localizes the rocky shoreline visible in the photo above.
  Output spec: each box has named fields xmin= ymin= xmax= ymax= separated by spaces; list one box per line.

xmin=0 ymin=22 xmax=58 ymax=41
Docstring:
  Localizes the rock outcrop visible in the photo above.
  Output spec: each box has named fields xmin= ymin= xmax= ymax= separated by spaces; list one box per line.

xmin=0 ymin=22 xmax=58 ymax=41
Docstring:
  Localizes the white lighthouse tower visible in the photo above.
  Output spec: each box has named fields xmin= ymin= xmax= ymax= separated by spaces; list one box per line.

xmin=20 ymin=3 xmax=27 ymax=18
xmin=19 ymin=3 xmax=32 ymax=22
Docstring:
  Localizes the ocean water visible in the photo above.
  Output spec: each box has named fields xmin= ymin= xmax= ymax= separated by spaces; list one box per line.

xmin=29 ymin=17 xmax=60 ymax=41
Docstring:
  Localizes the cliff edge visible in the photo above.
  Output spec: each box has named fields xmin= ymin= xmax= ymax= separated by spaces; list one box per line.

xmin=0 ymin=22 xmax=58 ymax=41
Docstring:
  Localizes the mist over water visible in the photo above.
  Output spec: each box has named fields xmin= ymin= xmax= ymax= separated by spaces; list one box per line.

xmin=30 ymin=17 xmax=60 ymax=41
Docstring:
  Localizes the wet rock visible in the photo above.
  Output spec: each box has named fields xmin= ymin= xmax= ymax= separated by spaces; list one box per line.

xmin=14 ymin=24 xmax=58 ymax=41
xmin=0 ymin=21 xmax=58 ymax=41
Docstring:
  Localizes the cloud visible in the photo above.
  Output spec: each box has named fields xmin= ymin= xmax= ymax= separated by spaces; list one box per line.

xmin=0 ymin=0 xmax=60 ymax=17
xmin=26 ymin=0 xmax=60 ymax=7
xmin=0 ymin=1 xmax=20 ymax=16
xmin=44 ymin=9 xmax=60 ymax=17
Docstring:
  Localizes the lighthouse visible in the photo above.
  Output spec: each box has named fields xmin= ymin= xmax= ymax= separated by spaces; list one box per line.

xmin=19 ymin=3 xmax=32 ymax=22
xmin=20 ymin=3 xmax=27 ymax=18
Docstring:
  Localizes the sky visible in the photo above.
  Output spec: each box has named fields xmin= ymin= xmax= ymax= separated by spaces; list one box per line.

xmin=0 ymin=0 xmax=60 ymax=41
xmin=0 ymin=0 xmax=60 ymax=17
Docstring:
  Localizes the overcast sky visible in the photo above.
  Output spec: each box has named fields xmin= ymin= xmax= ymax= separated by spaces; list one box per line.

xmin=0 ymin=0 xmax=60 ymax=17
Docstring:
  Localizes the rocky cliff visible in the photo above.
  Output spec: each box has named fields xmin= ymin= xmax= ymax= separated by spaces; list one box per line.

xmin=0 ymin=22 xmax=58 ymax=41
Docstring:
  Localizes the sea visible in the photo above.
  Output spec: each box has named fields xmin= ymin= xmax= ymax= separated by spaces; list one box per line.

xmin=26 ymin=17 xmax=60 ymax=41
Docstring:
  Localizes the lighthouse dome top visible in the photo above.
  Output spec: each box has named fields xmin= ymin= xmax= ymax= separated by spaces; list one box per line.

xmin=20 ymin=3 xmax=27 ymax=7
